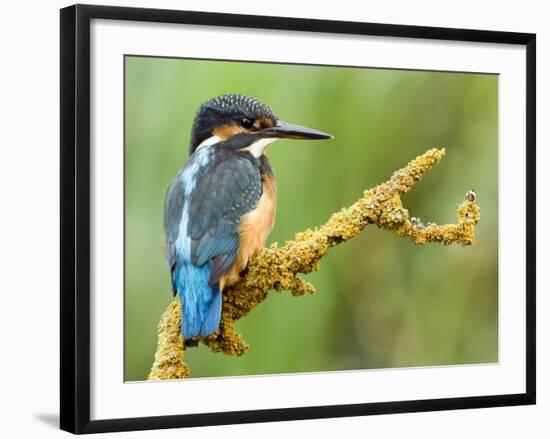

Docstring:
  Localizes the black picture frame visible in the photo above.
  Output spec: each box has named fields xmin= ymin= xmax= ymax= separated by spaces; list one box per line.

xmin=60 ymin=4 xmax=536 ymax=434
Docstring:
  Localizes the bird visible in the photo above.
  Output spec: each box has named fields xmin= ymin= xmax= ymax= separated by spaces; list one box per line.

xmin=163 ymin=94 xmax=332 ymax=340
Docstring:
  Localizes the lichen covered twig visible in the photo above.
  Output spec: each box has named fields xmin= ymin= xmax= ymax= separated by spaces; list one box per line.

xmin=147 ymin=148 xmax=480 ymax=380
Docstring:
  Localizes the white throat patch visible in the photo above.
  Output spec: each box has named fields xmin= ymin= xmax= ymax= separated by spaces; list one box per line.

xmin=196 ymin=135 xmax=278 ymax=158
xmin=196 ymin=135 xmax=222 ymax=151
xmin=246 ymin=138 xmax=278 ymax=158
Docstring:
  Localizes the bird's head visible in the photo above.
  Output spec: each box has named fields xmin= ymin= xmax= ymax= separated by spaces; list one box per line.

xmin=189 ymin=94 xmax=332 ymax=156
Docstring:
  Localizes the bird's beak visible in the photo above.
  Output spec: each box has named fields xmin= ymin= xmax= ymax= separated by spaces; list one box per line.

xmin=264 ymin=121 xmax=333 ymax=140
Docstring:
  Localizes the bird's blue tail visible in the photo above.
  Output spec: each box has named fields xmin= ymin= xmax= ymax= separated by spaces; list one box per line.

xmin=174 ymin=263 xmax=222 ymax=339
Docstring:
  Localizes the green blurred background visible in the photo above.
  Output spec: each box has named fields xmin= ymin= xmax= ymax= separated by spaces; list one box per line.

xmin=124 ymin=56 xmax=498 ymax=381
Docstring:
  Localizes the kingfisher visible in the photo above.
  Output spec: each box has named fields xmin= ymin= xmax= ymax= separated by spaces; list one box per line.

xmin=163 ymin=94 xmax=332 ymax=340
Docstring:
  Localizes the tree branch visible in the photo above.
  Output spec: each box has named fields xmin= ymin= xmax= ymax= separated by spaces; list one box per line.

xmin=148 ymin=148 xmax=480 ymax=380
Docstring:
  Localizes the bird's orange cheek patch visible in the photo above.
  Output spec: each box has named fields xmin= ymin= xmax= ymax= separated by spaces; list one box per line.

xmin=213 ymin=118 xmax=275 ymax=140
xmin=255 ymin=117 xmax=275 ymax=129
xmin=212 ymin=124 xmax=247 ymax=140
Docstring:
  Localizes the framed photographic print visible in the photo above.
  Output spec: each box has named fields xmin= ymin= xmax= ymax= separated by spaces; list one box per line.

xmin=60 ymin=4 xmax=536 ymax=434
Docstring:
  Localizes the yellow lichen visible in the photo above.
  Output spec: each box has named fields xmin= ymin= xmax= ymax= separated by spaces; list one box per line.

xmin=148 ymin=148 xmax=480 ymax=380
xmin=147 ymin=301 xmax=189 ymax=380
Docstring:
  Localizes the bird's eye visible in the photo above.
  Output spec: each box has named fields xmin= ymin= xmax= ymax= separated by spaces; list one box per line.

xmin=240 ymin=118 xmax=254 ymax=129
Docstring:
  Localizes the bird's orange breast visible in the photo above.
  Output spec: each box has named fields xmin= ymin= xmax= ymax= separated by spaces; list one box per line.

xmin=219 ymin=173 xmax=276 ymax=291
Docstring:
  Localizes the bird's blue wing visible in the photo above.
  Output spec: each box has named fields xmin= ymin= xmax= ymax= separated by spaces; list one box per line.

xmin=163 ymin=150 xmax=262 ymax=338
xmin=188 ymin=153 xmax=262 ymax=284
xmin=163 ymin=169 xmax=186 ymax=295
